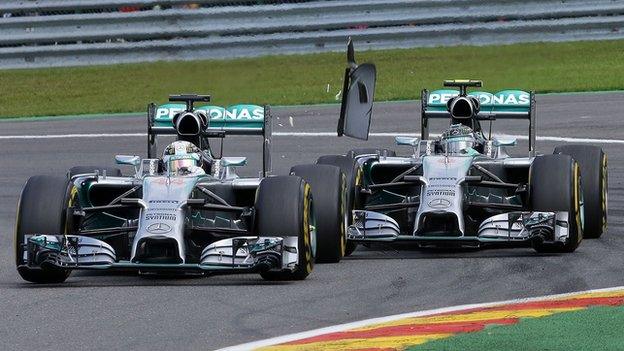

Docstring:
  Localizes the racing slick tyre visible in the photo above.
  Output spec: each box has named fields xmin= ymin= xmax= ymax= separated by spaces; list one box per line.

xmin=15 ymin=176 xmax=73 ymax=283
xmin=290 ymin=164 xmax=346 ymax=263
xmin=529 ymin=155 xmax=583 ymax=253
xmin=554 ymin=145 xmax=607 ymax=239
xmin=316 ymin=155 xmax=364 ymax=257
xmin=256 ymin=176 xmax=315 ymax=281
xmin=68 ymin=166 xmax=122 ymax=177
xmin=347 ymin=148 xmax=396 ymax=158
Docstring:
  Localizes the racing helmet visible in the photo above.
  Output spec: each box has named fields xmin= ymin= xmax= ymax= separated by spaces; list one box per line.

xmin=162 ymin=141 xmax=202 ymax=174
xmin=440 ymin=124 xmax=477 ymax=154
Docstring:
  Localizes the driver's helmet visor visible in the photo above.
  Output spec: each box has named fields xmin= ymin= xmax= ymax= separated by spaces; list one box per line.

xmin=168 ymin=156 xmax=198 ymax=173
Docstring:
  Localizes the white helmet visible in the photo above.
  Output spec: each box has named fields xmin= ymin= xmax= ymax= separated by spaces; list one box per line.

xmin=162 ymin=141 xmax=203 ymax=175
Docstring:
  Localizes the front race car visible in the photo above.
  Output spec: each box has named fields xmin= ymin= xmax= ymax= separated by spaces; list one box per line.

xmin=15 ymin=94 xmax=322 ymax=283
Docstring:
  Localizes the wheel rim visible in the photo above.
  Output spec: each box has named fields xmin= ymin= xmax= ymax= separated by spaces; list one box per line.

xmin=579 ymin=184 xmax=585 ymax=232
xmin=309 ymin=199 xmax=317 ymax=259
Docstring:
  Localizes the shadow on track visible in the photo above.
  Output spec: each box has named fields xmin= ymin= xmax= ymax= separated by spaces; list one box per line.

xmin=346 ymin=242 xmax=561 ymax=260
xmin=4 ymin=271 xmax=302 ymax=288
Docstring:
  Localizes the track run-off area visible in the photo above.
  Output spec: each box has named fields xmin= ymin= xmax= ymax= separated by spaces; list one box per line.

xmin=0 ymin=92 xmax=623 ymax=350
xmin=223 ymin=286 xmax=624 ymax=350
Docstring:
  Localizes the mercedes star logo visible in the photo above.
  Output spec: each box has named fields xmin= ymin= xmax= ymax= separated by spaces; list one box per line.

xmin=428 ymin=198 xmax=451 ymax=209
xmin=146 ymin=222 xmax=172 ymax=234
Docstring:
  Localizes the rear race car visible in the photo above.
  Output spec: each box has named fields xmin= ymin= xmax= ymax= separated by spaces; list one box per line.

xmin=319 ymin=41 xmax=607 ymax=254
xmin=15 ymin=94 xmax=347 ymax=283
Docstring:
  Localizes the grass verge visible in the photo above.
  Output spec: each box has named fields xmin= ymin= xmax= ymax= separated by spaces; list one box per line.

xmin=409 ymin=305 xmax=624 ymax=351
xmin=2 ymin=39 xmax=624 ymax=118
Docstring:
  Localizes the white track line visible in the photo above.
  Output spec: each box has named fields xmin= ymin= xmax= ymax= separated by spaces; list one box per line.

xmin=0 ymin=132 xmax=623 ymax=144
xmin=217 ymin=286 xmax=624 ymax=351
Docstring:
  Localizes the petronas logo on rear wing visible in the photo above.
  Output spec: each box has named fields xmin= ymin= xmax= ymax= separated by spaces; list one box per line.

xmin=425 ymin=90 xmax=531 ymax=117
xmin=154 ymin=104 xmax=265 ymax=129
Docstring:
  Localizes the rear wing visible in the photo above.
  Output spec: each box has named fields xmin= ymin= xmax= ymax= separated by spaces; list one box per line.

xmin=147 ymin=97 xmax=272 ymax=176
xmin=421 ymin=88 xmax=536 ymax=155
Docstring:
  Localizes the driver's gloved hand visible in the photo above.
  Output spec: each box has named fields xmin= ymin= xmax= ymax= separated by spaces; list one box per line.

xmin=201 ymin=158 xmax=213 ymax=174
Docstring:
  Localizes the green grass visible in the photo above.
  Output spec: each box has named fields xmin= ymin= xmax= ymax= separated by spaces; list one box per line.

xmin=2 ymin=39 xmax=624 ymax=118
xmin=408 ymin=305 xmax=624 ymax=351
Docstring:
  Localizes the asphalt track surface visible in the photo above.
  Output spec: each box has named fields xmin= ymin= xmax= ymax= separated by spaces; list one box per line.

xmin=0 ymin=93 xmax=623 ymax=350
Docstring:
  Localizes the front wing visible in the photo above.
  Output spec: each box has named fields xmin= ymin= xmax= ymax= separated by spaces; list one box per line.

xmin=20 ymin=234 xmax=300 ymax=275
xmin=347 ymin=210 xmax=570 ymax=247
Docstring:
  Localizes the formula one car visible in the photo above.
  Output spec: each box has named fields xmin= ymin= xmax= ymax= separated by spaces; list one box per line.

xmin=318 ymin=41 xmax=607 ymax=254
xmin=15 ymin=94 xmax=347 ymax=284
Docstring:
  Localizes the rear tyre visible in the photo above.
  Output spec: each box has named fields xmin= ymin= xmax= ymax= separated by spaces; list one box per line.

xmin=256 ymin=176 xmax=315 ymax=281
xmin=68 ymin=166 xmax=122 ymax=177
xmin=530 ymin=155 xmax=583 ymax=253
xmin=291 ymin=164 xmax=346 ymax=263
xmin=15 ymin=176 xmax=73 ymax=283
xmin=554 ymin=145 xmax=607 ymax=238
xmin=316 ymin=155 xmax=363 ymax=256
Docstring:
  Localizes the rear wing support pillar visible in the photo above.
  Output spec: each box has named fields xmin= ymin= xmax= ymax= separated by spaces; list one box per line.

xmin=147 ymin=102 xmax=157 ymax=158
xmin=263 ymin=106 xmax=272 ymax=177
xmin=420 ymin=89 xmax=430 ymax=141
xmin=529 ymin=91 xmax=536 ymax=157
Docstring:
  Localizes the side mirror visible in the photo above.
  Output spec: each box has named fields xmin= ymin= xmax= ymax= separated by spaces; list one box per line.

xmin=395 ymin=136 xmax=421 ymax=158
xmin=493 ymin=138 xmax=517 ymax=147
xmin=115 ymin=155 xmax=141 ymax=166
xmin=221 ymin=157 xmax=247 ymax=167
xmin=337 ymin=38 xmax=376 ymax=141
xmin=395 ymin=136 xmax=420 ymax=146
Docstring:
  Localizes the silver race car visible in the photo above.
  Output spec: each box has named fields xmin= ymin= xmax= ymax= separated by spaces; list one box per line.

xmin=318 ymin=41 xmax=607 ymax=254
xmin=15 ymin=94 xmax=346 ymax=283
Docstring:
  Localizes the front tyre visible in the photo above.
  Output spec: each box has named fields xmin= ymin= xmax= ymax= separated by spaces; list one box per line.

xmin=15 ymin=176 xmax=73 ymax=283
xmin=530 ymin=155 xmax=583 ymax=253
xmin=316 ymin=155 xmax=363 ymax=256
xmin=554 ymin=145 xmax=607 ymax=238
xmin=256 ymin=176 xmax=315 ymax=281
xmin=291 ymin=164 xmax=346 ymax=263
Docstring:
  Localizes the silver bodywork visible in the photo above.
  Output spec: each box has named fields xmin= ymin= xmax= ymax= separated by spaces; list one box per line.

xmin=347 ymin=138 xmax=571 ymax=247
xmin=24 ymin=157 xmax=303 ymax=275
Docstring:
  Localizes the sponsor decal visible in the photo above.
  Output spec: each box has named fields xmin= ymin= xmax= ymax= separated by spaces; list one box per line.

xmin=429 ymin=177 xmax=457 ymax=181
xmin=145 ymin=213 xmax=177 ymax=221
xmin=152 ymin=178 xmax=185 ymax=185
xmin=437 ymin=157 xmax=458 ymax=164
xmin=149 ymin=200 xmax=179 ymax=204
xmin=146 ymin=222 xmax=172 ymax=234
xmin=428 ymin=184 xmax=455 ymax=188
xmin=427 ymin=90 xmax=530 ymax=106
xmin=428 ymin=198 xmax=452 ymax=209
xmin=155 ymin=104 xmax=264 ymax=121
xmin=426 ymin=190 xmax=456 ymax=197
